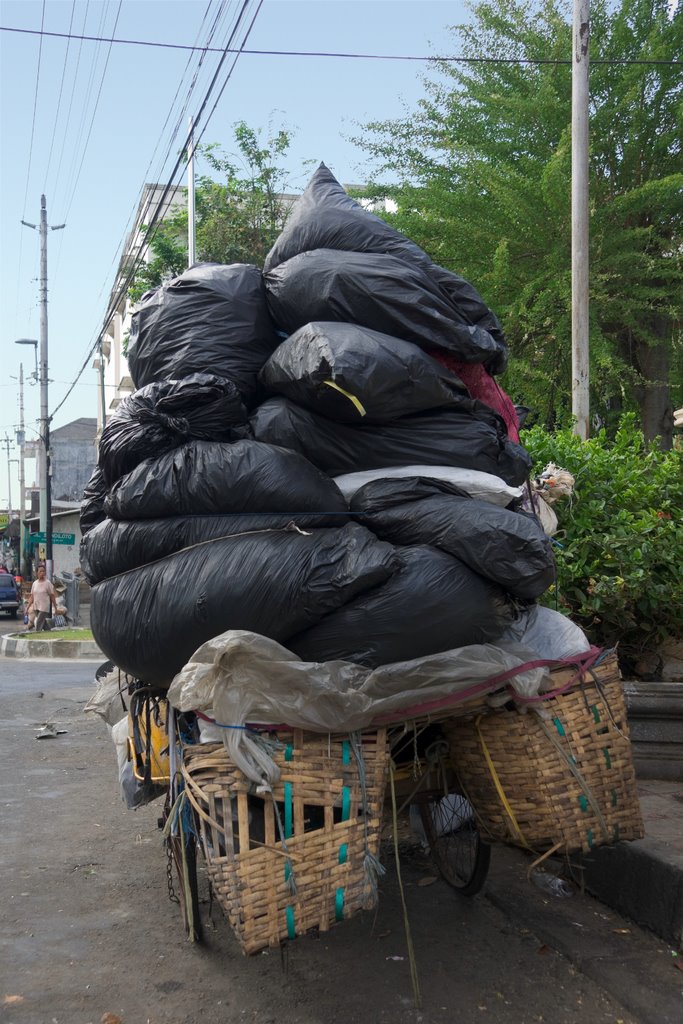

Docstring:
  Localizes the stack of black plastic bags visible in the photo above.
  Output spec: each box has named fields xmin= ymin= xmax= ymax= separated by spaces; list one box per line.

xmin=80 ymin=165 xmax=555 ymax=688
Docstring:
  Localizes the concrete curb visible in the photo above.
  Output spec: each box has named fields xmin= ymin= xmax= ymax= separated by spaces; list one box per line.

xmin=0 ymin=632 xmax=104 ymax=660
xmin=578 ymin=836 xmax=683 ymax=949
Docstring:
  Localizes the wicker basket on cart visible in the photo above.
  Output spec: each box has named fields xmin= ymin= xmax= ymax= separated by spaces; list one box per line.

xmin=181 ymin=728 xmax=389 ymax=954
xmin=443 ymin=651 xmax=644 ymax=855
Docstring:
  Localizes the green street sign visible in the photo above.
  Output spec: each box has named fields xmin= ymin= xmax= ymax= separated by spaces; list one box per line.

xmin=0 ymin=514 xmax=9 ymax=529
xmin=30 ymin=532 xmax=76 ymax=545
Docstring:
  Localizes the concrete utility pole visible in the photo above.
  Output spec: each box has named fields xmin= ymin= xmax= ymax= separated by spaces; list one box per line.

xmin=2 ymin=435 xmax=12 ymax=513
xmin=572 ymin=0 xmax=591 ymax=439
xmin=16 ymin=365 xmax=27 ymax=577
xmin=187 ymin=117 xmax=196 ymax=268
xmin=21 ymin=196 xmax=65 ymax=580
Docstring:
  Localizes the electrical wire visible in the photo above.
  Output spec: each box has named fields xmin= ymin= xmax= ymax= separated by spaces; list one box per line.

xmin=49 ymin=0 xmax=264 ymax=422
xmin=1 ymin=25 xmax=681 ymax=65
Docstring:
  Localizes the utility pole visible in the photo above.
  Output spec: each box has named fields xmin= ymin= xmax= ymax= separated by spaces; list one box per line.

xmin=16 ymin=365 xmax=27 ymax=577
xmin=2 ymin=435 xmax=12 ymax=513
xmin=187 ymin=117 xmax=196 ymax=268
xmin=21 ymin=196 xmax=65 ymax=580
xmin=571 ymin=0 xmax=590 ymax=439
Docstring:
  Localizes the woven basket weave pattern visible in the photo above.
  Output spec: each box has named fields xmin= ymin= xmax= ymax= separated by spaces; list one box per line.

xmin=182 ymin=729 xmax=389 ymax=954
xmin=444 ymin=653 xmax=644 ymax=854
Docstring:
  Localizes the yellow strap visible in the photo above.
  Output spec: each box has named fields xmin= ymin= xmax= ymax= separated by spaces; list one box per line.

xmin=475 ymin=716 xmax=531 ymax=850
xmin=322 ymin=380 xmax=367 ymax=417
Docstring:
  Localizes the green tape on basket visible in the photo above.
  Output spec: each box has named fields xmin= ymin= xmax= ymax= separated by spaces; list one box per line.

xmin=578 ymin=795 xmax=589 ymax=813
xmin=611 ymin=789 xmax=618 ymax=807
xmin=587 ymin=829 xmax=594 ymax=848
xmin=285 ymin=743 xmax=293 ymax=762
xmin=338 ymin=843 xmax=348 ymax=865
xmin=592 ymin=705 xmax=601 ymax=723
xmin=341 ymin=786 xmax=350 ymax=822
xmin=553 ymin=717 xmax=566 ymax=737
xmin=603 ymin=748 xmax=612 ymax=769
xmin=342 ymin=740 xmax=350 ymax=766
xmin=285 ymin=905 xmax=296 ymax=939
xmin=614 ymin=823 xmax=620 ymax=841
xmin=335 ymin=888 xmax=345 ymax=921
xmin=284 ymin=781 xmax=293 ymax=839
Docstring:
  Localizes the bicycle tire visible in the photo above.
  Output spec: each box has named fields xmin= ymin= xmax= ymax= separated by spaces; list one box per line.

xmin=419 ymin=793 xmax=491 ymax=896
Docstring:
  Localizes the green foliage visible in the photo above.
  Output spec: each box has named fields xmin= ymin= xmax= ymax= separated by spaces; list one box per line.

xmin=128 ymin=120 xmax=296 ymax=303
xmin=522 ymin=415 xmax=683 ymax=665
xmin=355 ymin=0 xmax=682 ymax=443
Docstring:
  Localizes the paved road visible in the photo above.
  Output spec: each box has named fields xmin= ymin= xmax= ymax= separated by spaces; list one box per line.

xmin=0 ymin=656 xmax=681 ymax=1024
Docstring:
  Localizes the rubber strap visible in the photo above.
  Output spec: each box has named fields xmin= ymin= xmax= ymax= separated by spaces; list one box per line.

xmin=335 ymin=888 xmax=345 ymax=921
xmin=285 ymin=905 xmax=296 ymax=939
xmin=284 ymin=781 xmax=293 ymax=839
xmin=323 ymin=380 xmax=367 ymax=417
xmin=475 ymin=717 xmax=531 ymax=849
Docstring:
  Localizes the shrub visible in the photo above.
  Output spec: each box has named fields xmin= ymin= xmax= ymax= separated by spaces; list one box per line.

xmin=522 ymin=415 xmax=683 ymax=675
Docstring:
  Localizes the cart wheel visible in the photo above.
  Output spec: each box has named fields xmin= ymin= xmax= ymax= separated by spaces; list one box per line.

xmin=168 ymin=829 xmax=203 ymax=942
xmin=419 ymin=792 xmax=491 ymax=896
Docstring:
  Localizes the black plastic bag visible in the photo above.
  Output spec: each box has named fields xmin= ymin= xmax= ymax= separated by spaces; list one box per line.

xmin=265 ymin=249 xmax=504 ymax=369
xmin=351 ymin=477 xmax=555 ymax=599
xmin=98 ymin=374 xmax=250 ymax=486
xmin=127 ymin=263 xmax=279 ymax=403
xmin=80 ymin=467 xmax=108 ymax=536
xmin=250 ymin=398 xmax=532 ymax=486
xmin=264 ymin=163 xmax=506 ymax=371
xmin=81 ymin=511 xmax=350 ymax=585
xmin=288 ymin=544 xmax=513 ymax=668
xmin=259 ymin=321 xmax=469 ymax=423
xmin=104 ymin=439 xmax=349 ymax=520
xmin=90 ymin=523 xmax=398 ymax=686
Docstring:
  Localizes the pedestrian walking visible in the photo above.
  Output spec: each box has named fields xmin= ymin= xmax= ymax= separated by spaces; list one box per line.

xmin=27 ymin=564 xmax=57 ymax=631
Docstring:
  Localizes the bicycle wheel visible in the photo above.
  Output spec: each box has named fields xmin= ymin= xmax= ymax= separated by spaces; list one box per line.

xmin=419 ymin=792 xmax=491 ymax=896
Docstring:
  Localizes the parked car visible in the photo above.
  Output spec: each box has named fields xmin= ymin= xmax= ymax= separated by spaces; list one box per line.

xmin=0 ymin=571 xmax=21 ymax=618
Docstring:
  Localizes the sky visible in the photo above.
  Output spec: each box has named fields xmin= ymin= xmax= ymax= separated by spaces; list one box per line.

xmin=0 ymin=0 xmax=467 ymax=510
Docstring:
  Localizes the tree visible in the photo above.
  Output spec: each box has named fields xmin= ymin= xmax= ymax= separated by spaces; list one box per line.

xmin=354 ymin=0 xmax=682 ymax=445
xmin=128 ymin=120 xmax=297 ymax=303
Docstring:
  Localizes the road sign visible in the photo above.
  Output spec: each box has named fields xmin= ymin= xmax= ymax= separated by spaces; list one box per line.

xmin=0 ymin=514 xmax=9 ymax=529
xmin=30 ymin=532 xmax=76 ymax=545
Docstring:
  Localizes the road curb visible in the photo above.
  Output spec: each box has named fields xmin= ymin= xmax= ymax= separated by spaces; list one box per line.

xmin=0 ymin=632 xmax=104 ymax=660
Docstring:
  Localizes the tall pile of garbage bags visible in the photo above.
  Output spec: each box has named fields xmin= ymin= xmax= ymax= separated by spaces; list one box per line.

xmin=81 ymin=164 xmax=563 ymax=688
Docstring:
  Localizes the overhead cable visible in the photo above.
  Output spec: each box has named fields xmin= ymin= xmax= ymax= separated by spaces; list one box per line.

xmin=1 ymin=25 xmax=681 ymax=65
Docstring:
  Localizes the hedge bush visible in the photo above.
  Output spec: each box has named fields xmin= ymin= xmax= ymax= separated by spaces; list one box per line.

xmin=522 ymin=416 xmax=683 ymax=674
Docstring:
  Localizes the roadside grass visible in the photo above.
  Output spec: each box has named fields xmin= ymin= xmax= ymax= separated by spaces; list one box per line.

xmin=21 ymin=628 xmax=94 ymax=642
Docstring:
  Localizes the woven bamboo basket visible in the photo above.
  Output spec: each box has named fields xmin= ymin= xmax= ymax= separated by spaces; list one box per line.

xmin=181 ymin=728 xmax=389 ymax=955
xmin=443 ymin=651 xmax=644 ymax=855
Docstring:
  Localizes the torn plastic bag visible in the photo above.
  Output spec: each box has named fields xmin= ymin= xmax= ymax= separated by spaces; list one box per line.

xmin=259 ymin=321 xmax=469 ymax=423
xmin=497 ymin=604 xmax=590 ymax=660
xmin=351 ymin=477 xmax=555 ymax=600
xmin=90 ymin=523 xmax=398 ymax=686
xmin=287 ymin=544 xmax=513 ymax=668
xmin=168 ymin=631 xmax=553 ymax=786
xmin=80 ymin=467 xmax=108 ymax=535
xmin=263 ymin=163 xmax=506 ymax=372
xmin=103 ymin=439 xmax=349 ymax=521
xmin=333 ymin=465 xmax=524 ymax=506
xmin=81 ymin=509 xmax=349 ymax=585
xmin=98 ymin=374 xmax=249 ymax=486
xmin=250 ymin=397 xmax=532 ymax=486
xmin=265 ymin=249 xmax=504 ymax=368
xmin=126 ymin=263 xmax=279 ymax=404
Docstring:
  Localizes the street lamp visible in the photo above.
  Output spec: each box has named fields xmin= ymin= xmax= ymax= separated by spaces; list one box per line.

xmin=14 ymin=338 xmax=38 ymax=383
xmin=14 ymin=336 xmax=51 ymax=578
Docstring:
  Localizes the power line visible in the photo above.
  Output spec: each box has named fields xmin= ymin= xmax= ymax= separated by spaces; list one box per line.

xmin=49 ymin=0 xmax=264 ymax=422
xmin=1 ymin=25 xmax=681 ymax=65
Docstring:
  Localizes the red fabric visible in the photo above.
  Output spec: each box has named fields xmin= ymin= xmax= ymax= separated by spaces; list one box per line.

xmin=428 ymin=349 xmax=521 ymax=443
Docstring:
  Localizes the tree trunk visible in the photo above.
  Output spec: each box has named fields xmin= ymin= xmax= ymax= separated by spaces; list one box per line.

xmin=634 ymin=320 xmax=674 ymax=449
